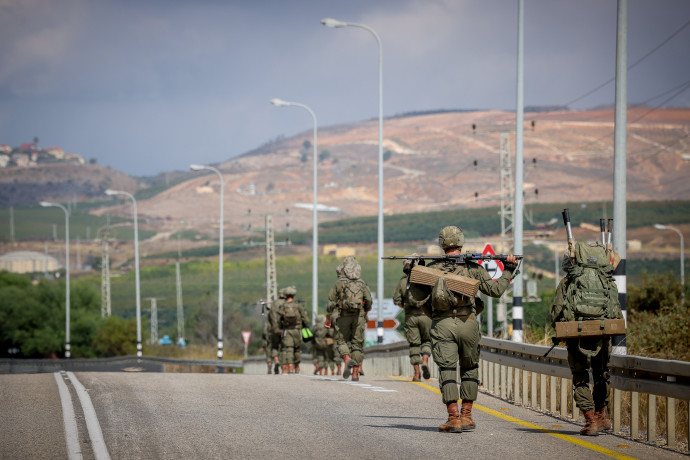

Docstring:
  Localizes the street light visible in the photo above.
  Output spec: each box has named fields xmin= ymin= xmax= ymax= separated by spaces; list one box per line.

xmin=271 ymin=98 xmax=319 ymax=325
xmin=322 ymin=17 xmax=386 ymax=343
xmin=105 ymin=189 xmax=143 ymax=357
xmin=654 ymin=223 xmax=685 ymax=304
xmin=189 ymin=164 xmax=225 ymax=361
xmin=39 ymin=201 xmax=71 ymax=358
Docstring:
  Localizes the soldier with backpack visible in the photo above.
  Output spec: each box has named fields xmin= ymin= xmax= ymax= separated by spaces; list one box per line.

xmin=411 ymin=226 xmax=518 ymax=433
xmin=271 ymin=286 xmax=309 ymax=374
xmin=312 ymin=314 xmax=332 ymax=375
xmin=393 ymin=255 xmax=432 ymax=382
xmin=327 ymin=255 xmax=372 ymax=381
xmin=550 ymin=244 xmax=622 ymax=436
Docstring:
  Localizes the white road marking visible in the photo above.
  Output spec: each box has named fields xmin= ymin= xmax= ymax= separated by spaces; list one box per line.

xmin=308 ymin=375 xmax=397 ymax=392
xmin=53 ymin=372 xmax=82 ymax=460
xmin=66 ymin=372 xmax=111 ymax=460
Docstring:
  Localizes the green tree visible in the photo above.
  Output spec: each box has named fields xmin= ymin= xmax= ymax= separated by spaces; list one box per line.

xmin=319 ymin=150 xmax=331 ymax=162
xmin=383 ymin=150 xmax=393 ymax=161
xmin=93 ymin=316 xmax=138 ymax=357
xmin=303 ymin=140 xmax=311 ymax=150
xmin=627 ymin=272 xmax=684 ymax=313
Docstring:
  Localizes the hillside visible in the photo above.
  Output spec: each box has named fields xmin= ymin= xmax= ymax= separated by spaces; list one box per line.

xmin=108 ymin=107 xmax=690 ymax=238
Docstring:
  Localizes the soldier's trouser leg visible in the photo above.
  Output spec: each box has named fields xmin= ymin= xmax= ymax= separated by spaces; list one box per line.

xmin=419 ymin=314 xmax=432 ymax=358
xmin=431 ymin=317 xmax=461 ymax=404
xmin=335 ymin=315 xmax=355 ymax=358
xmin=406 ymin=315 xmax=423 ymax=366
xmin=350 ymin=315 xmax=366 ymax=365
xmin=591 ymin=338 xmax=612 ymax=409
xmin=284 ymin=329 xmax=302 ymax=365
xmin=457 ymin=316 xmax=481 ymax=402
xmin=567 ymin=339 xmax=595 ymax=412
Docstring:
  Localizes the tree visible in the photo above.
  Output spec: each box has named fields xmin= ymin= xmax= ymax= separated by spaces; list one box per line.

xmin=383 ymin=150 xmax=393 ymax=162
xmin=319 ymin=150 xmax=331 ymax=162
xmin=303 ymin=140 xmax=311 ymax=150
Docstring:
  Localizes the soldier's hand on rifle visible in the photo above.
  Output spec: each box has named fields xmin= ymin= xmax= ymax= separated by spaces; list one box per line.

xmin=551 ymin=336 xmax=561 ymax=346
xmin=504 ymin=255 xmax=519 ymax=270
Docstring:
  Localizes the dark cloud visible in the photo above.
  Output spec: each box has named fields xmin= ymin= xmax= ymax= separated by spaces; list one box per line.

xmin=0 ymin=0 xmax=688 ymax=175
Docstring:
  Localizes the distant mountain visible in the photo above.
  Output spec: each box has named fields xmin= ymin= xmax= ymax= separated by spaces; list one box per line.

xmin=129 ymin=107 xmax=690 ymax=238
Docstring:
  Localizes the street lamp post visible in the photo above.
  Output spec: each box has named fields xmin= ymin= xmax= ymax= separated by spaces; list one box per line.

xmin=322 ymin=17 xmax=385 ymax=343
xmin=105 ymin=189 xmax=143 ymax=357
xmin=190 ymin=164 xmax=225 ymax=361
xmin=270 ymin=98 xmax=319 ymax=325
xmin=39 ymin=201 xmax=71 ymax=358
xmin=654 ymin=223 xmax=685 ymax=304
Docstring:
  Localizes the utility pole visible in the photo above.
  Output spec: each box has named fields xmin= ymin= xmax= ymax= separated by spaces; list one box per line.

xmin=176 ymin=261 xmax=185 ymax=343
xmin=612 ymin=0 xmax=628 ymax=355
xmin=9 ymin=206 xmax=15 ymax=244
xmin=265 ymin=215 xmax=278 ymax=306
xmin=499 ymin=132 xmax=514 ymax=339
xmin=101 ymin=228 xmax=111 ymax=317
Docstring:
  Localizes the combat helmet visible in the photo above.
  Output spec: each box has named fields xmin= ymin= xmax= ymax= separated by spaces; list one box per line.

xmin=438 ymin=226 xmax=465 ymax=250
xmin=342 ymin=255 xmax=362 ymax=280
xmin=284 ymin=285 xmax=297 ymax=297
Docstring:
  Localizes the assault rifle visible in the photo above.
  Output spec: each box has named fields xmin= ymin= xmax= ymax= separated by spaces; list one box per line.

xmin=382 ymin=253 xmax=523 ymax=288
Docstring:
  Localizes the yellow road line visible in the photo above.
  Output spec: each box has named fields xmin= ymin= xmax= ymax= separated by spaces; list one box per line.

xmin=389 ymin=376 xmax=636 ymax=460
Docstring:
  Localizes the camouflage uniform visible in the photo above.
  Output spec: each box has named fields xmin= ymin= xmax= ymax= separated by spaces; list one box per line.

xmin=550 ymin=252 xmax=617 ymax=435
xmin=393 ymin=263 xmax=432 ymax=381
xmin=413 ymin=226 xmax=517 ymax=433
xmin=327 ymin=256 xmax=372 ymax=380
xmin=270 ymin=286 xmax=309 ymax=374
xmin=311 ymin=315 xmax=330 ymax=375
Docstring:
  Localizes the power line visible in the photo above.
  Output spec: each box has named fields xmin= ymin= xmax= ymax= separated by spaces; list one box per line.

xmin=563 ymin=18 xmax=690 ymax=107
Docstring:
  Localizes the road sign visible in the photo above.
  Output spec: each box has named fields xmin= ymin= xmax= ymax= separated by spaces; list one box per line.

xmin=479 ymin=243 xmax=504 ymax=280
xmin=366 ymin=318 xmax=400 ymax=329
xmin=367 ymin=298 xmax=400 ymax=320
xmin=241 ymin=331 xmax=251 ymax=345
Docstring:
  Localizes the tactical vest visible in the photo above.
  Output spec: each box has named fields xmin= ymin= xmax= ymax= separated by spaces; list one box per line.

xmin=341 ymin=279 xmax=366 ymax=313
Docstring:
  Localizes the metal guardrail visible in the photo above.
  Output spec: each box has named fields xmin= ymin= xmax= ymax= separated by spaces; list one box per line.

xmin=0 ymin=355 xmax=243 ymax=374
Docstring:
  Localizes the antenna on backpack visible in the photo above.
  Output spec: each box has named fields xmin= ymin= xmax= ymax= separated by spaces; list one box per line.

xmin=562 ymin=208 xmax=575 ymax=258
xmin=600 ymin=219 xmax=606 ymax=246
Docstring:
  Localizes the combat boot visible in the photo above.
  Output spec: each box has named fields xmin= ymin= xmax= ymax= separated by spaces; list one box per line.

xmin=412 ymin=364 xmax=421 ymax=382
xmin=274 ymin=359 xmax=281 ymax=375
xmin=287 ymin=363 xmax=294 ymax=374
xmin=282 ymin=364 xmax=288 ymax=374
xmin=438 ymin=402 xmax=463 ymax=433
xmin=580 ymin=410 xmax=599 ymax=436
xmin=421 ymin=355 xmax=431 ymax=380
xmin=342 ymin=355 xmax=354 ymax=379
xmin=594 ymin=407 xmax=612 ymax=432
xmin=351 ymin=366 xmax=360 ymax=382
xmin=358 ymin=364 xmax=364 ymax=376
xmin=460 ymin=401 xmax=476 ymax=431
xmin=336 ymin=364 xmax=342 ymax=375
xmin=313 ymin=365 xmax=319 ymax=375
xmin=267 ymin=363 xmax=272 ymax=374
xmin=295 ymin=364 xmax=300 ymax=374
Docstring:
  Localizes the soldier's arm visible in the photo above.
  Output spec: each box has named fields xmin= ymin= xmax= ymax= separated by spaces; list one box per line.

xmin=472 ymin=262 xmax=516 ymax=298
xmin=392 ymin=276 xmax=405 ymax=307
xmin=300 ymin=306 xmax=310 ymax=328
xmin=363 ymin=283 xmax=373 ymax=312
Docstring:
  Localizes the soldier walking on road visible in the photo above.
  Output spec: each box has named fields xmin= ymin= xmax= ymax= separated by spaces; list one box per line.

xmin=393 ymin=255 xmax=432 ymax=382
xmin=550 ymin=250 xmax=621 ymax=436
xmin=270 ymin=286 xmax=309 ymax=374
xmin=327 ymin=256 xmax=372 ymax=381
xmin=412 ymin=226 xmax=518 ymax=433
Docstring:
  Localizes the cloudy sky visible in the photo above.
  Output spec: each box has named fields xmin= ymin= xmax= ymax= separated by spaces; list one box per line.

xmin=1 ymin=0 xmax=688 ymax=176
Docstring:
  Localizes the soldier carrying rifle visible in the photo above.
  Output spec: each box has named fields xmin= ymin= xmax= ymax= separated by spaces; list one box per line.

xmin=384 ymin=226 xmax=520 ymax=433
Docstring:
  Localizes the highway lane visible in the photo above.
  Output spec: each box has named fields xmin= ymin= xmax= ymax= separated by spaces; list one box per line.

xmin=1 ymin=372 xmax=686 ymax=459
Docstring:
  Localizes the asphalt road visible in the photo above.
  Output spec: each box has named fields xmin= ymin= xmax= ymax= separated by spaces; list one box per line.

xmin=0 ymin=372 xmax=685 ymax=460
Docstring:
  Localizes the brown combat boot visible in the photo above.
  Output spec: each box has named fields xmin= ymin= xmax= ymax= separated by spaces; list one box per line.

xmin=594 ymin=407 xmax=612 ymax=432
xmin=421 ymin=354 xmax=431 ymax=380
xmin=412 ymin=364 xmax=421 ymax=382
xmin=342 ymin=355 xmax=354 ymax=379
xmin=281 ymin=364 xmax=288 ymax=374
xmin=294 ymin=364 xmax=300 ymax=374
xmin=438 ymin=402 xmax=463 ymax=433
xmin=287 ymin=363 xmax=295 ymax=374
xmin=580 ymin=410 xmax=599 ymax=436
xmin=313 ymin=365 xmax=319 ymax=375
xmin=351 ymin=365 xmax=360 ymax=381
xmin=460 ymin=401 xmax=476 ymax=431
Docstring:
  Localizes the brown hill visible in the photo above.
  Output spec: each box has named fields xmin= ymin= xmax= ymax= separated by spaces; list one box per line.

xmin=119 ymin=107 xmax=690 ymax=238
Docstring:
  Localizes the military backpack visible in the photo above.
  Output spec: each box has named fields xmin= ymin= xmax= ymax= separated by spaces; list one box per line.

xmin=431 ymin=265 xmax=473 ymax=312
xmin=341 ymin=279 xmax=366 ymax=313
xmin=562 ymin=242 xmax=621 ymax=322
xmin=282 ymin=303 xmax=300 ymax=328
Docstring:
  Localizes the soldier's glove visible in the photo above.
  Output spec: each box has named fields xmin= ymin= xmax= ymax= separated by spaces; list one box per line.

xmin=504 ymin=259 xmax=518 ymax=271
xmin=551 ymin=336 xmax=561 ymax=346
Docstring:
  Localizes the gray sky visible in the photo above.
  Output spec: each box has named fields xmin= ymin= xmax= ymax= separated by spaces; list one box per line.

xmin=1 ymin=0 xmax=688 ymax=176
